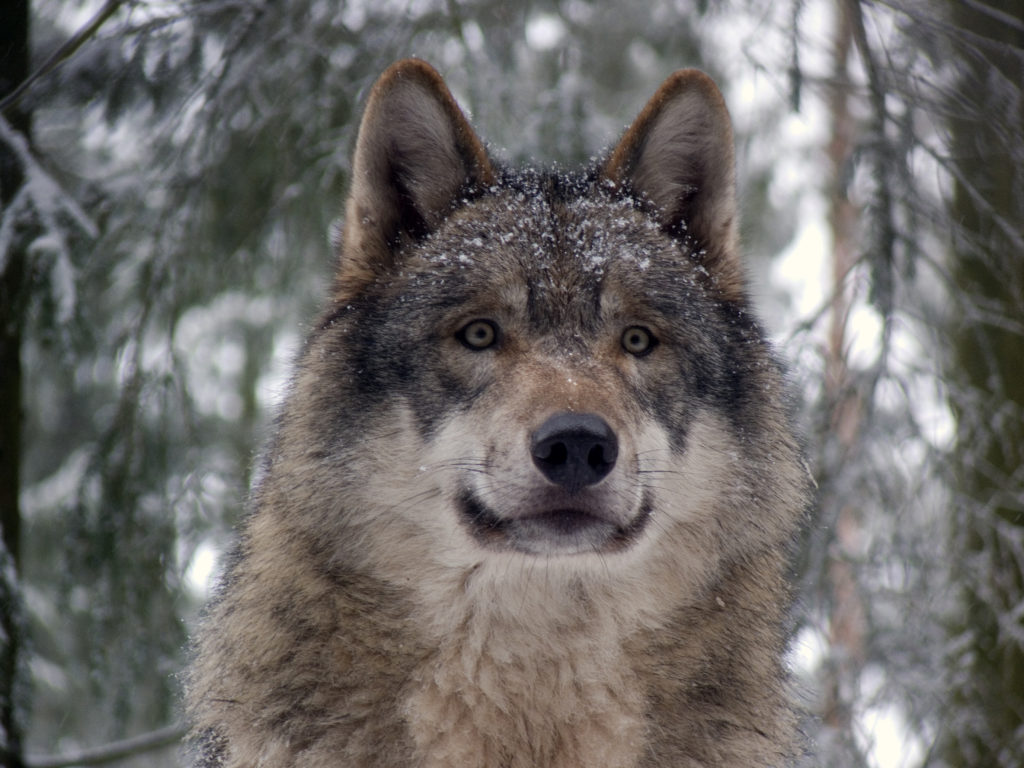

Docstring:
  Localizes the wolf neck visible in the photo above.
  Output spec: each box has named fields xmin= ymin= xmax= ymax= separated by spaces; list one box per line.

xmin=403 ymin=567 xmax=647 ymax=768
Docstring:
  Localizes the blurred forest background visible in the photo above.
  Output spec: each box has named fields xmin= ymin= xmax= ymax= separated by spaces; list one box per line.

xmin=1 ymin=0 xmax=1021 ymax=766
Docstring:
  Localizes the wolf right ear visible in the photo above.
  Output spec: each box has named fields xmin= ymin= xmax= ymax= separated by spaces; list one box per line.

xmin=335 ymin=59 xmax=495 ymax=300
xmin=603 ymin=70 xmax=743 ymax=301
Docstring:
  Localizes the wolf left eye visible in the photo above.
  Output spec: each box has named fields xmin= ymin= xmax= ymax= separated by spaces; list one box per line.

xmin=621 ymin=326 xmax=656 ymax=356
xmin=457 ymin=319 xmax=499 ymax=350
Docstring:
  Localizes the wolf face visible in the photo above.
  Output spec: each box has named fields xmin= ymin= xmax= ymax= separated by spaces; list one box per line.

xmin=187 ymin=59 xmax=810 ymax=768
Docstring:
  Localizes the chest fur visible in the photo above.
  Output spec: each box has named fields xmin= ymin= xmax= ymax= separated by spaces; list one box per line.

xmin=402 ymin=609 xmax=646 ymax=768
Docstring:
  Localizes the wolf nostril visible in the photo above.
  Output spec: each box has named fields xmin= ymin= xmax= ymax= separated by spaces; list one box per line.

xmin=530 ymin=412 xmax=618 ymax=493
xmin=539 ymin=441 xmax=569 ymax=466
xmin=588 ymin=444 xmax=609 ymax=470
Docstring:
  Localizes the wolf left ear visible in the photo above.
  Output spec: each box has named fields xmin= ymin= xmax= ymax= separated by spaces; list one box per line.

xmin=335 ymin=59 xmax=495 ymax=300
xmin=603 ymin=70 xmax=743 ymax=301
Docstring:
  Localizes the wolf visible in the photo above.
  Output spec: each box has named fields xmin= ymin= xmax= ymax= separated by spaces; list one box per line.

xmin=186 ymin=58 xmax=810 ymax=767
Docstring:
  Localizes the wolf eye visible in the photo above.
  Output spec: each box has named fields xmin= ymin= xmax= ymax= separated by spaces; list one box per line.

xmin=457 ymin=319 xmax=499 ymax=350
xmin=621 ymin=326 xmax=656 ymax=356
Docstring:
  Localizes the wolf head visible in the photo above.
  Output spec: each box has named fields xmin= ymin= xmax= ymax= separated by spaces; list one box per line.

xmin=190 ymin=59 xmax=810 ymax=768
xmin=268 ymin=58 xmax=803 ymax=587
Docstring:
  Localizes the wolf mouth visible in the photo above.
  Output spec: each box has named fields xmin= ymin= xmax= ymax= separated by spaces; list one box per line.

xmin=458 ymin=489 xmax=652 ymax=555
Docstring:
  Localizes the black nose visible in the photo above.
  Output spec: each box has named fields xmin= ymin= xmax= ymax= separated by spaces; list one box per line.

xmin=530 ymin=412 xmax=618 ymax=493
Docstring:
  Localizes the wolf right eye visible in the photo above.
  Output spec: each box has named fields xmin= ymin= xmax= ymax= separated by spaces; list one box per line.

xmin=457 ymin=319 xmax=499 ymax=350
xmin=621 ymin=325 xmax=656 ymax=356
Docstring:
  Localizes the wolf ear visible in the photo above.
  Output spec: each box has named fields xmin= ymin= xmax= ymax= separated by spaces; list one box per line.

xmin=336 ymin=59 xmax=495 ymax=299
xmin=603 ymin=70 xmax=742 ymax=300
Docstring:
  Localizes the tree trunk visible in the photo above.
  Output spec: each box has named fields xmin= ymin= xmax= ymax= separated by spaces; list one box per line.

xmin=943 ymin=0 xmax=1024 ymax=764
xmin=0 ymin=2 xmax=31 ymax=766
xmin=821 ymin=0 xmax=866 ymax=754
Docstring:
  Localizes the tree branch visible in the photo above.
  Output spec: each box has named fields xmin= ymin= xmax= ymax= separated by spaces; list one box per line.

xmin=0 ymin=0 xmax=125 ymax=117
xmin=24 ymin=722 xmax=187 ymax=768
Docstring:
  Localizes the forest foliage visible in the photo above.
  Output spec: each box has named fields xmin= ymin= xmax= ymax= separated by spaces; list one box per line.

xmin=1 ymin=1 xmax=1021 ymax=766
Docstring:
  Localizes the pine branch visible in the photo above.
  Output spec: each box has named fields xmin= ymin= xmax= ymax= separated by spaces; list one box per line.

xmin=24 ymin=722 xmax=187 ymax=768
xmin=0 ymin=0 xmax=125 ymax=116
